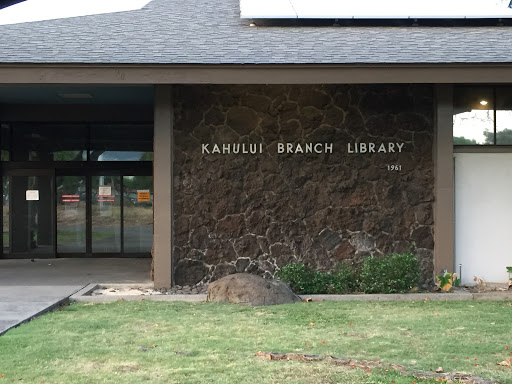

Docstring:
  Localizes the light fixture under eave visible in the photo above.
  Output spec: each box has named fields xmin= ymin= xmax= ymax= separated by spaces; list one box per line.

xmin=58 ymin=93 xmax=93 ymax=100
xmin=480 ymin=100 xmax=489 ymax=106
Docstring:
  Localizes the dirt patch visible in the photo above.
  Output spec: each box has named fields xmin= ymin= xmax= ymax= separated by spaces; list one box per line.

xmin=256 ymin=352 xmax=499 ymax=384
xmin=90 ymin=282 xmax=208 ymax=296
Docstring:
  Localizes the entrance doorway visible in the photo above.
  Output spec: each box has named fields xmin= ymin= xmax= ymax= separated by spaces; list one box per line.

xmin=2 ymin=170 xmax=55 ymax=257
xmin=1 ymin=121 xmax=153 ymax=259
xmin=2 ymin=170 xmax=152 ymax=258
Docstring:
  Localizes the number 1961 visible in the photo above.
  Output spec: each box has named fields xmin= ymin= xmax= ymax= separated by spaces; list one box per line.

xmin=387 ymin=165 xmax=402 ymax=171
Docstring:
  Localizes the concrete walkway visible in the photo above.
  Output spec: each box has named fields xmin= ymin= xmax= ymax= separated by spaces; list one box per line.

xmin=0 ymin=285 xmax=83 ymax=335
xmin=0 ymin=258 xmax=151 ymax=336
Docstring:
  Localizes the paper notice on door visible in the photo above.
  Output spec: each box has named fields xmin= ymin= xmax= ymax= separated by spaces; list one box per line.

xmin=98 ymin=186 xmax=111 ymax=196
xmin=137 ymin=190 xmax=150 ymax=202
xmin=26 ymin=190 xmax=39 ymax=201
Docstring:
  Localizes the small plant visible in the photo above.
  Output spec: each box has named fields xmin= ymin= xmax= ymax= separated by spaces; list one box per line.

xmin=359 ymin=253 xmax=420 ymax=294
xmin=507 ymin=266 xmax=512 ymax=279
xmin=436 ymin=270 xmax=461 ymax=291
xmin=436 ymin=270 xmax=459 ymax=292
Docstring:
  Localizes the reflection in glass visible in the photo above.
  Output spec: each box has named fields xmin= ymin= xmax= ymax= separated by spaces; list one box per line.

xmin=11 ymin=124 xmax=87 ymax=161
xmin=496 ymin=88 xmax=512 ymax=145
xmin=90 ymin=124 xmax=153 ymax=161
xmin=7 ymin=123 xmax=153 ymax=161
xmin=92 ymin=175 xmax=121 ymax=253
xmin=57 ymin=176 xmax=86 ymax=253
xmin=2 ymin=177 xmax=9 ymax=254
xmin=453 ymin=87 xmax=494 ymax=145
xmin=123 ymin=176 xmax=152 ymax=253
xmin=10 ymin=175 xmax=54 ymax=255
xmin=1 ymin=124 xmax=9 ymax=161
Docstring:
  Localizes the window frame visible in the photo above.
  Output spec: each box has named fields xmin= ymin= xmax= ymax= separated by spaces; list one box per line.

xmin=453 ymin=85 xmax=512 ymax=147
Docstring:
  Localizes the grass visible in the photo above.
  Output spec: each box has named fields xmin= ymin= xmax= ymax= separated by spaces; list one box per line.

xmin=2 ymin=231 xmax=114 ymax=245
xmin=0 ymin=300 xmax=511 ymax=384
xmin=57 ymin=230 xmax=114 ymax=244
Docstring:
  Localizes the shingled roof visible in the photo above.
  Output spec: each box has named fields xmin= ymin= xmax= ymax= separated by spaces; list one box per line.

xmin=0 ymin=0 xmax=512 ymax=65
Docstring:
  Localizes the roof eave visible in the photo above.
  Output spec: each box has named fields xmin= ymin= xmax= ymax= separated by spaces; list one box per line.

xmin=2 ymin=62 xmax=512 ymax=84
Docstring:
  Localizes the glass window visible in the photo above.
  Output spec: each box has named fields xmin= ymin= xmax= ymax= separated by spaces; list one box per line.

xmin=1 ymin=123 xmax=10 ymax=161
xmin=496 ymin=88 xmax=512 ymax=145
xmin=90 ymin=124 xmax=153 ymax=161
xmin=2 ymin=177 xmax=9 ymax=254
xmin=7 ymin=123 xmax=153 ymax=161
xmin=123 ymin=175 xmax=152 ymax=253
xmin=11 ymin=124 xmax=87 ymax=161
xmin=57 ymin=176 xmax=86 ymax=253
xmin=91 ymin=175 xmax=121 ymax=253
xmin=453 ymin=87 xmax=494 ymax=145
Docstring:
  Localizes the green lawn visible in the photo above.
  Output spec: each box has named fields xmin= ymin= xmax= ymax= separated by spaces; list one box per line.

xmin=0 ymin=300 xmax=511 ymax=384
xmin=2 ymin=231 xmax=113 ymax=245
xmin=57 ymin=230 xmax=114 ymax=244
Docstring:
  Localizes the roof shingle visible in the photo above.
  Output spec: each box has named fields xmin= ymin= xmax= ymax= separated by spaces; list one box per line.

xmin=0 ymin=0 xmax=511 ymax=65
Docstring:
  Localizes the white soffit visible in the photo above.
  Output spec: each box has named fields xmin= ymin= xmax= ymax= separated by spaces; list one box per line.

xmin=0 ymin=0 xmax=152 ymax=25
xmin=240 ymin=0 xmax=512 ymax=19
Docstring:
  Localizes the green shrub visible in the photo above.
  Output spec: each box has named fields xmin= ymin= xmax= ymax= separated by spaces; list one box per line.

xmin=275 ymin=263 xmax=360 ymax=294
xmin=332 ymin=263 xmax=360 ymax=294
xmin=359 ymin=252 xmax=420 ymax=294
xmin=276 ymin=253 xmax=419 ymax=295
xmin=275 ymin=263 xmax=324 ymax=294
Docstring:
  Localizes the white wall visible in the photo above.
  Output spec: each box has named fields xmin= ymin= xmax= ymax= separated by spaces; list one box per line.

xmin=455 ymin=153 xmax=512 ymax=285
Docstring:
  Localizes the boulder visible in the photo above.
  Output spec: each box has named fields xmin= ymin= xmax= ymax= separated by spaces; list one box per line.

xmin=206 ymin=273 xmax=300 ymax=306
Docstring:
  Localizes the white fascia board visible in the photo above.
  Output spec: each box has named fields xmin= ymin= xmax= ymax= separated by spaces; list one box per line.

xmin=291 ymin=0 xmax=512 ymax=19
xmin=241 ymin=0 xmax=512 ymax=19
xmin=240 ymin=0 xmax=297 ymax=19
xmin=0 ymin=0 xmax=152 ymax=26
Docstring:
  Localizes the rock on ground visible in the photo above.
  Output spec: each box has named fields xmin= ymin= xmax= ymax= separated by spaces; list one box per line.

xmin=207 ymin=273 xmax=300 ymax=306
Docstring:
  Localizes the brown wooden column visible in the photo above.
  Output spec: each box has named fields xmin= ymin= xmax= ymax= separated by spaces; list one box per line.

xmin=434 ymin=84 xmax=455 ymax=275
xmin=153 ymin=85 xmax=173 ymax=288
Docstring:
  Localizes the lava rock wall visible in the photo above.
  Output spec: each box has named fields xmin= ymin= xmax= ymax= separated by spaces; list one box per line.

xmin=172 ymin=85 xmax=434 ymax=286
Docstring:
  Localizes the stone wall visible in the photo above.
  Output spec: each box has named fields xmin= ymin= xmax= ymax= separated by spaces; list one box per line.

xmin=173 ymin=85 xmax=434 ymax=287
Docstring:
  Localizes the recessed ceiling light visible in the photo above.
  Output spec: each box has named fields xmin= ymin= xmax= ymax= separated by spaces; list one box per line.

xmin=58 ymin=93 xmax=93 ymax=99
xmin=480 ymin=100 xmax=488 ymax=106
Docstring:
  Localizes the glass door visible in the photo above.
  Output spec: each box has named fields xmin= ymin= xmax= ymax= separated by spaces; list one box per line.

xmin=2 ymin=177 xmax=9 ymax=256
xmin=91 ymin=175 xmax=121 ymax=254
xmin=2 ymin=170 xmax=55 ymax=258
xmin=123 ymin=175 xmax=153 ymax=254
xmin=1 ymin=121 xmax=153 ymax=259
xmin=56 ymin=176 xmax=86 ymax=254
xmin=1 ymin=170 xmax=152 ymax=259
